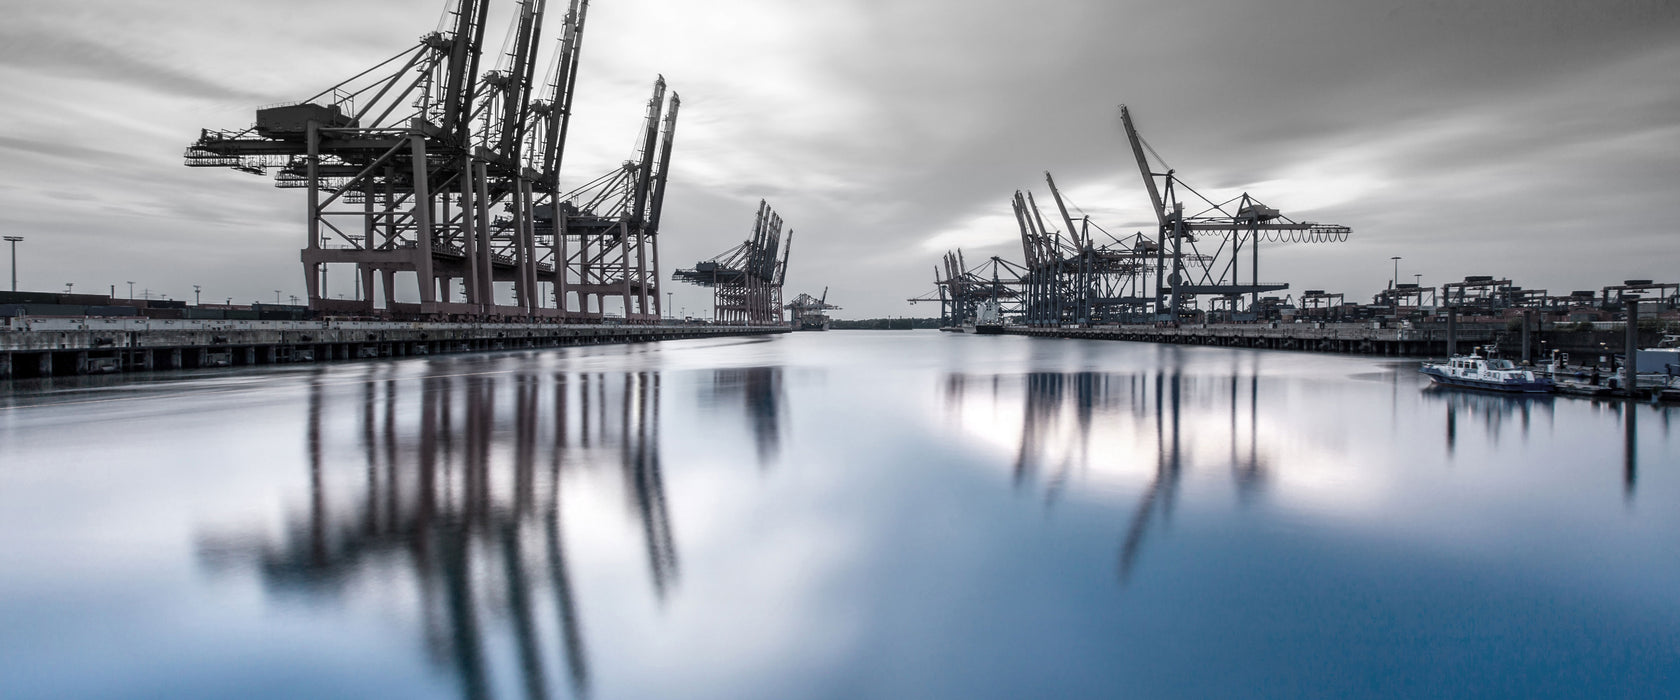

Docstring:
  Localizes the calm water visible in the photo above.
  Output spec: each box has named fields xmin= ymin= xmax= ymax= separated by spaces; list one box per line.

xmin=2 ymin=331 xmax=1676 ymax=698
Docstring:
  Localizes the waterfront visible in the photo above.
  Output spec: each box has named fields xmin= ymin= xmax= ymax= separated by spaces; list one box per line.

xmin=1 ymin=331 xmax=1676 ymax=698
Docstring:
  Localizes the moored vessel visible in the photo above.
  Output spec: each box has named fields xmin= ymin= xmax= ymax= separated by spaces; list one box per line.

xmin=1420 ymin=347 xmax=1553 ymax=393
xmin=962 ymin=300 xmax=1005 ymax=334
xmin=784 ymin=288 xmax=839 ymax=332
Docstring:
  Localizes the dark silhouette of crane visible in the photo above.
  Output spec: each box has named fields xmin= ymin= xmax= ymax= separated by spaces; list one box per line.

xmin=1120 ymin=105 xmax=1351 ymax=321
xmin=186 ymin=0 xmax=678 ymax=323
xmin=672 ymin=200 xmax=792 ymax=325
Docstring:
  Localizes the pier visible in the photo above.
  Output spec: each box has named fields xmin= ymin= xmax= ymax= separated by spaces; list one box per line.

xmin=1003 ymin=320 xmax=1671 ymax=360
xmin=1003 ymin=321 xmax=1495 ymax=356
xmin=0 ymin=317 xmax=785 ymax=380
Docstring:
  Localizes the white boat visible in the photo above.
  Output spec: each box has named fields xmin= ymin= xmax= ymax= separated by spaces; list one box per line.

xmin=1636 ymin=333 xmax=1680 ymax=375
xmin=1420 ymin=347 xmax=1553 ymax=393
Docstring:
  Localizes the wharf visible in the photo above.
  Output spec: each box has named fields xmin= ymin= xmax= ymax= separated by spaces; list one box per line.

xmin=1004 ymin=321 xmax=1503 ymax=357
xmin=0 ymin=317 xmax=787 ymax=380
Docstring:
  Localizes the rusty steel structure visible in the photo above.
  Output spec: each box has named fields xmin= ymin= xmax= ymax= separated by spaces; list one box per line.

xmin=672 ymin=200 xmax=791 ymax=325
xmin=185 ymin=0 xmax=678 ymax=322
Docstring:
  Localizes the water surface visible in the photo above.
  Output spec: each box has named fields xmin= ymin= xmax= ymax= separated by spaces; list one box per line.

xmin=2 ymin=331 xmax=1676 ymax=698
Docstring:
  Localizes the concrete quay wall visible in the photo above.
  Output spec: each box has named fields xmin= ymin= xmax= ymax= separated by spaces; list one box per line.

xmin=1004 ymin=322 xmax=1504 ymax=357
xmin=0 ymin=318 xmax=788 ymax=380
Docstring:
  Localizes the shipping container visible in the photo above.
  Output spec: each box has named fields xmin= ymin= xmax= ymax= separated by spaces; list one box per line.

xmin=0 ymin=291 xmax=62 ymax=305
xmin=140 ymin=307 xmax=187 ymax=319
xmin=8 ymin=303 xmax=92 ymax=316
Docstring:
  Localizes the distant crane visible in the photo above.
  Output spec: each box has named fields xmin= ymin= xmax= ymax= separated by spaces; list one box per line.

xmin=908 ymin=250 xmax=1026 ymax=328
xmin=1012 ymin=172 xmax=1191 ymax=326
xmin=784 ymin=287 xmax=841 ymax=330
xmin=673 ymin=200 xmax=791 ymax=326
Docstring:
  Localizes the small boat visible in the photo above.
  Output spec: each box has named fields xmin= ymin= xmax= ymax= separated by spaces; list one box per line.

xmin=1420 ymin=347 xmax=1553 ymax=393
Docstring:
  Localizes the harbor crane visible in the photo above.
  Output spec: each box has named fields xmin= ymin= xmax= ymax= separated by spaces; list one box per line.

xmin=185 ymin=0 xmax=678 ymax=322
xmin=1120 ymin=105 xmax=1351 ymax=321
xmin=1013 ymin=172 xmax=1197 ymax=326
xmin=673 ymin=200 xmax=792 ymax=325
xmin=908 ymin=250 xmax=1026 ymax=328
xmin=784 ymin=288 xmax=841 ymax=330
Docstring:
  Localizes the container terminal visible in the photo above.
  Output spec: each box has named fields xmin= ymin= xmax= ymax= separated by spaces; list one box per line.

xmin=909 ymin=105 xmax=1679 ymax=392
xmin=0 ymin=0 xmax=810 ymax=381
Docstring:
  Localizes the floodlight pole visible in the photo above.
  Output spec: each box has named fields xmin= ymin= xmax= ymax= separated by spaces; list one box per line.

xmin=3 ymin=236 xmax=21 ymax=292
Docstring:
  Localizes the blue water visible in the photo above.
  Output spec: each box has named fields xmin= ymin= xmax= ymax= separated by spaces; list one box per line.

xmin=1 ymin=331 xmax=1676 ymax=698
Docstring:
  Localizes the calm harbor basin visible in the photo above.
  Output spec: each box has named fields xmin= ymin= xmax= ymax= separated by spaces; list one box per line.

xmin=1 ymin=331 xmax=1676 ymax=698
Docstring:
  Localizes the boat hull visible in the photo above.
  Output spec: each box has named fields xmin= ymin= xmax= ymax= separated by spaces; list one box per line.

xmin=1421 ymin=370 xmax=1552 ymax=393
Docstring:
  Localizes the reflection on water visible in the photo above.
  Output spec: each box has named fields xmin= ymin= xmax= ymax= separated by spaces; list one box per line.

xmin=1422 ymin=385 xmax=1553 ymax=455
xmin=943 ymin=364 xmax=1676 ymax=587
xmin=706 ymin=368 xmax=784 ymax=467
xmin=201 ymin=364 xmax=780 ymax=699
xmin=944 ymin=367 xmax=1277 ymax=583
xmin=1421 ymin=385 xmax=1650 ymax=498
xmin=7 ymin=334 xmax=1680 ymax=699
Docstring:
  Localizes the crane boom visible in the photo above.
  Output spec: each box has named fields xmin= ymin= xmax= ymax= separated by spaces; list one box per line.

xmin=1120 ymin=105 xmax=1166 ymax=228
xmin=1046 ymin=172 xmax=1081 ymax=249
xmin=646 ymin=93 xmax=680 ymax=232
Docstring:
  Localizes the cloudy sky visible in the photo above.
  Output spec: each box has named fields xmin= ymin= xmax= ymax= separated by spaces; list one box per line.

xmin=0 ymin=0 xmax=1675 ymax=316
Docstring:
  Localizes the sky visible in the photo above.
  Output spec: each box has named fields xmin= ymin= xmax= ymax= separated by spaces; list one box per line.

xmin=0 ymin=0 xmax=1675 ymax=317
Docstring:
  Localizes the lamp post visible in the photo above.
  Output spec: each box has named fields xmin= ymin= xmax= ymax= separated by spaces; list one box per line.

xmin=193 ymin=285 xmax=202 ymax=306
xmin=3 ymin=236 xmax=21 ymax=292
xmin=1388 ymin=256 xmax=1402 ymax=318
xmin=126 ymin=281 xmax=134 ymax=299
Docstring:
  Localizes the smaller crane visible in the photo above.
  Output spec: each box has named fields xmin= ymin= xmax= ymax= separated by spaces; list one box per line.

xmin=784 ymin=287 xmax=841 ymax=331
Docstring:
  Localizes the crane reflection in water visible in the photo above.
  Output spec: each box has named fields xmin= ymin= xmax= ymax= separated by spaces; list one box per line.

xmin=942 ymin=357 xmax=1270 ymax=584
xmin=198 ymin=361 xmax=782 ymax=700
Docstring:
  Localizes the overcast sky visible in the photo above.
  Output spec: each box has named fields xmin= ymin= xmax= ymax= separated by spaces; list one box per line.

xmin=0 ymin=0 xmax=1675 ymax=316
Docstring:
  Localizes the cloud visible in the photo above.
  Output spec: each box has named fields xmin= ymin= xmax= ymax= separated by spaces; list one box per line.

xmin=0 ymin=25 xmax=256 ymax=102
xmin=0 ymin=0 xmax=1675 ymax=315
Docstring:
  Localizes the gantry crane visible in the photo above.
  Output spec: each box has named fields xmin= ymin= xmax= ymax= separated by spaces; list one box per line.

xmin=672 ymin=200 xmax=791 ymax=325
xmin=908 ymin=250 xmax=1026 ymax=327
xmin=784 ymin=288 xmax=841 ymax=330
xmin=1012 ymin=172 xmax=1196 ymax=326
xmin=185 ymin=0 xmax=678 ymax=322
xmin=1120 ymin=105 xmax=1351 ymax=321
